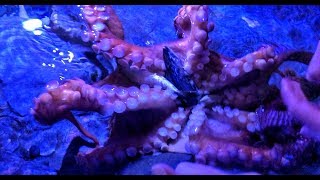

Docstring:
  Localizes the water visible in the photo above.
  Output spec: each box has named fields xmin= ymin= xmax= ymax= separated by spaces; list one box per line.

xmin=0 ymin=5 xmax=319 ymax=175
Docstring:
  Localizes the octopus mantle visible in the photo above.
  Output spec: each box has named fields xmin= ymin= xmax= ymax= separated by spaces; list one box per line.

xmin=32 ymin=5 xmax=320 ymax=174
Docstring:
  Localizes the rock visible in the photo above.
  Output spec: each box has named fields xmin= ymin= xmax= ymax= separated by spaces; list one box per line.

xmin=29 ymin=145 xmax=40 ymax=159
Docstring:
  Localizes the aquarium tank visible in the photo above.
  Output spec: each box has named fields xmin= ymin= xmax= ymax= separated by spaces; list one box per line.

xmin=1 ymin=5 xmax=320 ymax=175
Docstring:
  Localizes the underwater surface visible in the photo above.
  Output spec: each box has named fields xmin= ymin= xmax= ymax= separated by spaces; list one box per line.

xmin=0 ymin=5 xmax=320 ymax=175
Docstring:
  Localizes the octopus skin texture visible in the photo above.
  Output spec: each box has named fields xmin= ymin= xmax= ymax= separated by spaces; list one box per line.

xmin=31 ymin=5 xmax=320 ymax=174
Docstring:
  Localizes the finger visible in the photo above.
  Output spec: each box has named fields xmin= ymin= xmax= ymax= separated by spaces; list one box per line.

xmin=306 ymin=40 xmax=320 ymax=82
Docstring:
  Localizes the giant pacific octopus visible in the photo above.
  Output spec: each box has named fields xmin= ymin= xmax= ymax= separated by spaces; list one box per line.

xmin=31 ymin=5 xmax=320 ymax=174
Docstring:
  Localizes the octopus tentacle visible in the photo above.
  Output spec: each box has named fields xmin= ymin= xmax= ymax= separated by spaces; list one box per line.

xmin=201 ymin=45 xmax=278 ymax=92
xmin=183 ymin=104 xmax=314 ymax=171
xmin=65 ymin=112 xmax=100 ymax=145
xmin=188 ymin=134 xmax=314 ymax=171
xmin=32 ymin=77 xmax=194 ymax=173
xmin=31 ymin=5 xmax=320 ymax=174
xmin=206 ymin=81 xmax=278 ymax=110
xmin=200 ymin=46 xmax=315 ymax=110
xmin=209 ymin=105 xmax=260 ymax=133
xmin=180 ymin=97 xmax=314 ymax=171
xmin=173 ymin=5 xmax=215 ymax=39
xmin=75 ymin=108 xmax=190 ymax=174
xmin=80 ymin=5 xmax=124 ymax=40
xmin=80 ymin=5 xmax=213 ymax=78
xmin=31 ymin=78 xmax=180 ymax=144
xmin=201 ymin=47 xmax=314 ymax=110
xmin=180 ymin=6 xmax=212 ymax=76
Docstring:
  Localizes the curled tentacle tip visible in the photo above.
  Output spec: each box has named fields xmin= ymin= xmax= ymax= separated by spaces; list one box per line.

xmin=92 ymin=138 xmax=100 ymax=147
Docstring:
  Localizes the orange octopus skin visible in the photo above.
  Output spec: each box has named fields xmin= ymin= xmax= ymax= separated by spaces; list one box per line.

xmin=32 ymin=5 xmax=319 ymax=174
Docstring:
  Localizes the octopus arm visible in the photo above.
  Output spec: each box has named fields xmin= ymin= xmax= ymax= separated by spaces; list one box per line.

xmin=80 ymin=5 xmax=213 ymax=79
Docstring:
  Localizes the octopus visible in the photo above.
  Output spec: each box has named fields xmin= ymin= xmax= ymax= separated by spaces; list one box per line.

xmin=31 ymin=5 xmax=320 ymax=174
